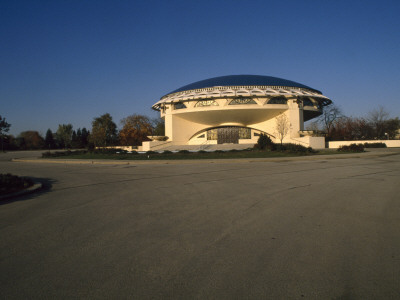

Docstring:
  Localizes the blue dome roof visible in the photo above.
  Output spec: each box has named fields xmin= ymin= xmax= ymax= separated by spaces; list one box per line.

xmin=166 ymin=75 xmax=321 ymax=95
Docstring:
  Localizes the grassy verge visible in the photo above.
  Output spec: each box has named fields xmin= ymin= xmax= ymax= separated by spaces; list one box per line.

xmin=0 ymin=173 xmax=34 ymax=196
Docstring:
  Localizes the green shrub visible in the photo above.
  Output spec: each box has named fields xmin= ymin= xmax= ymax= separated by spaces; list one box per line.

xmin=338 ymin=143 xmax=365 ymax=152
xmin=214 ymin=150 xmax=224 ymax=153
xmin=146 ymin=151 xmax=157 ymax=154
xmin=0 ymin=173 xmax=34 ymax=196
xmin=162 ymin=150 xmax=172 ymax=154
xmin=275 ymin=143 xmax=313 ymax=153
xmin=42 ymin=150 xmax=87 ymax=158
xmin=87 ymin=143 xmax=95 ymax=152
xmin=178 ymin=150 xmax=190 ymax=154
xmin=364 ymin=142 xmax=387 ymax=148
xmin=94 ymin=148 xmax=128 ymax=154
xmin=256 ymin=134 xmax=275 ymax=150
xmin=198 ymin=150 xmax=207 ymax=153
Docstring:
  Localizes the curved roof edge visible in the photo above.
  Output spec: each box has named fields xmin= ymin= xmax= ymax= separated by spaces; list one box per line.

xmin=164 ymin=75 xmax=322 ymax=96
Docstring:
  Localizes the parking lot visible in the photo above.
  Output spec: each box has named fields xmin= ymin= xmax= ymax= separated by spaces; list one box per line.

xmin=1 ymin=150 xmax=400 ymax=299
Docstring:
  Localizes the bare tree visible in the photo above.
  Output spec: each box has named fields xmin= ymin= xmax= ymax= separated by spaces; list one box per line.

xmin=275 ymin=113 xmax=290 ymax=145
xmin=317 ymin=104 xmax=343 ymax=138
xmin=368 ymin=106 xmax=389 ymax=139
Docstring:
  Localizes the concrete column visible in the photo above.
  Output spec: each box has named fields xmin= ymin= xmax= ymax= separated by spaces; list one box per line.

xmin=164 ymin=113 xmax=173 ymax=141
xmin=287 ymin=98 xmax=304 ymax=138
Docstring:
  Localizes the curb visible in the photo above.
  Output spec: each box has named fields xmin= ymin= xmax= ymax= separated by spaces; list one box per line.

xmin=0 ymin=182 xmax=43 ymax=201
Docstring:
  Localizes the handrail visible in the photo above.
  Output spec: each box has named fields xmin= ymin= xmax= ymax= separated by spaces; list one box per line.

xmin=290 ymin=136 xmax=310 ymax=147
xmin=199 ymin=140 xmax=212 ymax=150
xmin=149 ymin=140 xmax=172 ymax=151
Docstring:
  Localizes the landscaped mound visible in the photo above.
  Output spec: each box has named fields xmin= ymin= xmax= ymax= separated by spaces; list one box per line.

xmin=0 ymin=173 xmax=34 ymax=196
xmin=41 ymin=135 xmax=318 ymax=160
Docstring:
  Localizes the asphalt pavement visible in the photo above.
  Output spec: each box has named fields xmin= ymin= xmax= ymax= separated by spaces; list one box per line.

xmin=1 ymin=149 xmax=400 ymax=299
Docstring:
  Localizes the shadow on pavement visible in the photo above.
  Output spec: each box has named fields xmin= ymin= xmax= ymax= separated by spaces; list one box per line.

xmin=0 ymin=177 xmax=56 ymax=205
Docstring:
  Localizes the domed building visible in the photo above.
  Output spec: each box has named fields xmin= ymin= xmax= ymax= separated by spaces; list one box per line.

xmin=150 ymin=75 xmax=332 ymax=149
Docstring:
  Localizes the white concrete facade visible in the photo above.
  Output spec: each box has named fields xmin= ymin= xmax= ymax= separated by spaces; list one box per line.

xmin=152 ymin=76 xmax=332 ymax=149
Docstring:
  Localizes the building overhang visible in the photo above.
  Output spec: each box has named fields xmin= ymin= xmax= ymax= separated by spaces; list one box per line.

xmin=152 ymin=85 xmax=331 ymax=111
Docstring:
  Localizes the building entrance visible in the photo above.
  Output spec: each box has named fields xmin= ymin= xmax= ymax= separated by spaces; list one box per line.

xmin=206 ymin=126 xmax=251 ymax=144
xmin=217 ymin=127 xmax=239 ymax=144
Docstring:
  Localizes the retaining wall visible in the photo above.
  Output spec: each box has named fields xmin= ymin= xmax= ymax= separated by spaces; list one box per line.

xmin=328 ymin=140 xmax=400 ymax=149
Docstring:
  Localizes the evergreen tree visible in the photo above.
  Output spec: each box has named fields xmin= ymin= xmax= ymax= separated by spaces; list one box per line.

xmin=152 ymin=118 xmax=165 ymax=136
xmin=71 ymin=130 xmax=79 ymax=148
xmin=0 ymin=115 xmax=11 ymax=152
xmin=44 ymin=129 xmax=56 ymax=149
xmin=81 ymin=128 xmax=90 ymax=148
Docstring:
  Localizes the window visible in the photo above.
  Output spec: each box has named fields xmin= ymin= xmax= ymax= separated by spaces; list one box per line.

xmin=239 ymin=128 xmax=251 ymax=139
xmin=267 ymin=96 xmax=287 ymax=104
xmin=195 ymin=100 xmax=219 ymax=107
xmin=207 ymin=129 xmax=218 ymax=140
xmin=229 ymin=98 xmax=257 ymax=105
xmin=198 ymin=134 xmax=205 ymax=138
xmin=174 ymin=102 xmax=187 ymax=109
xmin=302 ymin=97 xmax=314 ymax=107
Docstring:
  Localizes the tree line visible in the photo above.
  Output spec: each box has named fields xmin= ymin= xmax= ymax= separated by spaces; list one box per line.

xmin=308 ymin=105 xmax=400 ymax=141
xmin=1 ymin=105 xmax=399 ymax=151
xmin=0 ymin=113 xmax=164 ymax=151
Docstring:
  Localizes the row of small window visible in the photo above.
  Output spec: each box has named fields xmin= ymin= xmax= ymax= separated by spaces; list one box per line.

xmin=173 ymin=97 xmax=317 ymax=109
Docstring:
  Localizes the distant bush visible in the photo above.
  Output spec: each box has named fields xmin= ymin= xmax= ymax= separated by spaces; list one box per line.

xmin=87 ymin=143 xmax=95 ymax=152
xmin=364 ymin=142 xmax=387 ymax=148
xmin=42 ymin=150 xmax=85 ymax=157
xmin=337 ymin=143 xmax=365 ymax=152
xmin=256 ymin=134 xmax=275 ymax=150
xmin=94 ymin=148 xmax=129 ymax=154
xmin=0 ymin=173 xmax=34 ymax=196
xmin=214 ymin=150 xmax=224 ymax=153
xmin=198 ymin=150 xmax=207 ymax=153
xmin=275 ymin=143 xmax=314 ymax=153
xmin=162 ymin=150 xmax=172 ymax=154
xmin=146 ymin=151 xmax=157 ymax=154
xmin=178 ymin=150 xmax=190 ymax=154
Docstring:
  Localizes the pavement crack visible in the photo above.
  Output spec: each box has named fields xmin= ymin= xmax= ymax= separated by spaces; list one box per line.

xmin=287 ymin=184 xmax=312 ymax=190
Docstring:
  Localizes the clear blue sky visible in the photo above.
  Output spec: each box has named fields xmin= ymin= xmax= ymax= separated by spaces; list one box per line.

xmin=1 ymin=0 xmax=399 ymax=136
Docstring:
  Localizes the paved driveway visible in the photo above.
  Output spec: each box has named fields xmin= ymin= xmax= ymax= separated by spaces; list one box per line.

xmin=1 ymin=151 xmax=400 ymax=299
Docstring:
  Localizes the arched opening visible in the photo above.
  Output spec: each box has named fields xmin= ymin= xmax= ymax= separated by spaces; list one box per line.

xmin=190 ymin=126 xmax=274 ymax=144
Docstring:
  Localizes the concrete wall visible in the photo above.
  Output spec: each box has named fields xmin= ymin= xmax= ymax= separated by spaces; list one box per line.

xmin=328 ymin=140 xmax=400 ymax=148
xmin=290 ymin=136 xmax=326 ymax=149
xmin=97 ymin=146 xmax=135 ymax=151
xmin=140 ymin=140 xmax=172 ymax=151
